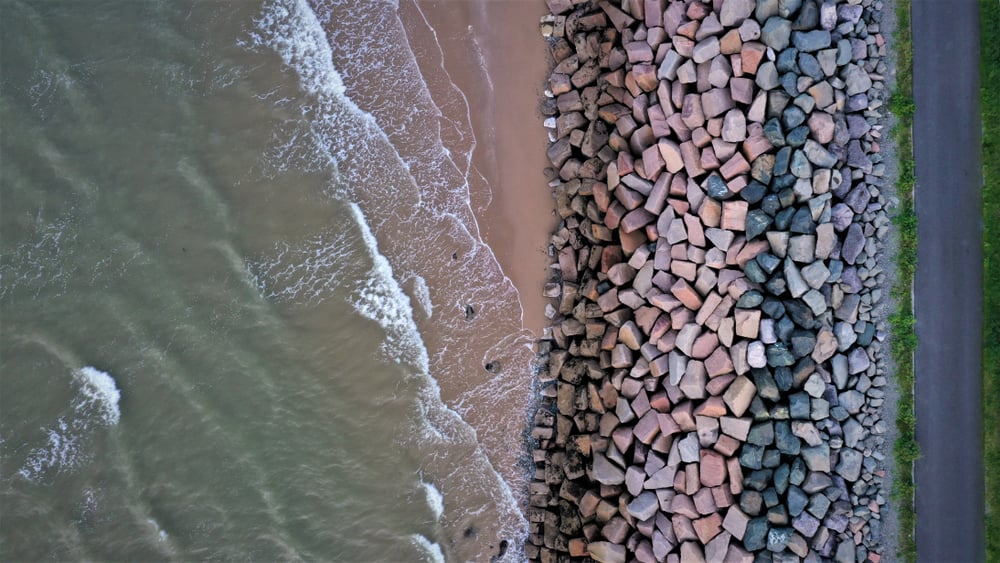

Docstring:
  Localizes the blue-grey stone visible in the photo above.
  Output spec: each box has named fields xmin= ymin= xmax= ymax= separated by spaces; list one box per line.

xmin=776 ymin=47 xmax=800 ymax=73
xmin=767 ymin=342 xmax=796 ymax=367
xmin=790 ymin=149 xmax=812 ymax=178
xmin=774 ymin=420 xmax=802 ymax=455
xmin=744 ymin=517 xmax=770 ymax=551
xmin=767 ymin=527 xmax=793 ymax=552
xmin=783 ymin=105 xmax=807 ymax=129
xmin=761 ymin=17 xmax=793 ymax=50
xmin=748 ymin=421 xmax=775 ymax=446
xmin=789 ymin=207 xmax=816 ymax=234
xmin=792 ymin=29 xmax=831 ymax=52
xmin=741 ymin=180 xmax=768 ymax=203
xmin=788 ymin=486 xmax=809 ymax=516
xmin=764 ymin=117 xmax=787 ymax=147
xmin=786 ymin=125 xmax=810 ymax=147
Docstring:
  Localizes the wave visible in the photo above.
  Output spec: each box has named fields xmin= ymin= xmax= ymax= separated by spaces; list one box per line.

xmin=409 ymin=533 xmax=445 ymax=563
xmin=19 ymin=366 xmax=120 ymax=481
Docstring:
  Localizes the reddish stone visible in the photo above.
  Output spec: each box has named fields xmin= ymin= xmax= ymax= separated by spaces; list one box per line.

xmin=741 ymin=134 xmax=773 ymax=161
xmin=721 ymin=200 xmax=748 ymax=231
xmin=700 ymin=450 xmax=727 ymax=487
xmin=670 ymin=278 xmax=703 ymax=310
xmin=739 ymin=42 xmax=766 ymax=74
xmin=704 ymin=346 xmax=735 ymax=377
xmin=633 ymin=410 xmax=661 ymax=444
xmin=694 ymin=396 xmax=728 ymax=418
xmin=714 ymin=434 xmax=741 ymax=457
xmin=691 ymin=332 xmax=720 ymax=360
xmin=693 ymin=512 xmax=724 ymax=544
xmin=719 ymin=152 xmax=750 ymax=180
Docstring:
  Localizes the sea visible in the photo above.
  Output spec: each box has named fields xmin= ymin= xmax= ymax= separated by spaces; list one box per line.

xmin=0 ymin=0 xmax=540 ymax=560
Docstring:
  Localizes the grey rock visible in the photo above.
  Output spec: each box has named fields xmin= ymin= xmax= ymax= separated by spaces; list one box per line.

xmin=835 ymin=447 xmax=863 ymax=481
xmin=834 ymin=322 xmax=858 ymax=351
xmin=790 ymin=207 xmax=816 ymax=234
xmin=843 ymin=417 xmax=866 ymax=448
xmin=788 ymin=235 xmax=817 ymax=263
xmin=801 ymin=443 xmax=831 ymax=472
xmin=838 ymin=389 xmax=865 ymax=414
xmin=627 ymin=491 xmax=661 ymax=521
xmin=843 ymin=63 xmax=873 ymax=96
xmin=792 ymin=511 xmax=821 ymax=537
xmin=767 ymin=527 xmax=793 ymax=551
xmin=767 ymin=342 xmax=796 ymax=367
xmin=820 ymin=0 xmax=837 ymax=30
xmin=847 ymin=139 xmax=873 ymax=172
xmin=831 ymin=203 xmax=854 ymax=232
xmin=592 ymin=453 xmax=625 ymax=484
xmin=803 ymin=139 xmax=838 ymax=168
xmin=841 ymin=223 xmax=865 ymax=264
xmin=790 ymin=149 xmax=813 ymax=178
xmin=721 ymin=0 xmax=756 ymax=26
xmin=792 ymin=30 xmax=831 ymax=52
xmin=832 ymin=354 xmax=849 ymax=389
xmin=756 ymin=61 xmax=780 ymax=90
xmin=761 ymin=17 xmax=793 ymax=50
xmin=801 ymin=261 xmax=831 ymax=288
xmin=848 ymin=346 xmax=870 ymax=374
xmin=749 ymin=341 xmax=768 ymax=368
xmin=774 ymin=421 xmax=801 ymax=455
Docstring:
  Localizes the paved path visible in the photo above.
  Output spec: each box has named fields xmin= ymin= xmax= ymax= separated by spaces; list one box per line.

xmin=911 ymin=0 xmax=984 ymax=561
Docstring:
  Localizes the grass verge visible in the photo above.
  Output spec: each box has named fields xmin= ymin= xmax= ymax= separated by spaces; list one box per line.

xmin=887 ymin=0 xmax=917 ymax=560
xmin=981 ymin=0 xmax=1000 ymax=558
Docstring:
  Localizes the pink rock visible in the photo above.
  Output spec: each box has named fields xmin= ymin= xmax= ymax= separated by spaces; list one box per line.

xmin=670 ymin=279 xmax=704 ymax=311
xmin=719 ymin=152 xmax=750 ymax=180
xmin=704 ymin=346 xmax=735 ymax=377
xmin=622 ymin=208 xmax=657 ymax=233
xmin=739 ymin=42 xmax=766 ymax=74
xmin=700 ymin=450 xmax=727 ymax=487
xmin=722 ymin=375 xmax=756 ymax=416
xmin=721 ymin=200 xmax=748 ymax=231
xmin=625 ymin=40 xmax=654 ymax=63
xmin=722 ymin=506 xmax=750 ymax=539
xmin=658 ymin=139 xmax=685 ymax=173
xmin=741 ymin=134 xmax=773 ymax=161
xmin=693 ymin=512 xmax=723 ymax=544
xmin=680 ymin=141 xmax=707 ymax=178
xmin=691 ymin=332 xmax=719 ymax=360
xmin=632 ymin=409 xmax=659 ymax=445
xmin=701 ymin=88 xmax=735 ymax=118
xmin=734 ymin=308 xmax=761 ymax=339
xmin=730 ymin=77 xmax=755 ymax=104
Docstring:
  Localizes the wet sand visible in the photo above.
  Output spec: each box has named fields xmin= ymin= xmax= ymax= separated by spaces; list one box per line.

xmin=411 ymin=0 xmax=555 ymax=336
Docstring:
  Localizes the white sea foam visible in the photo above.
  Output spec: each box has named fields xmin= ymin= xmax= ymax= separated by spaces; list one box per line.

xmin=75 ymin=366 xmax=121 ymax=426
xmin=18 ymin=366 xmax=120 ymax=481
xmin=422 ymin=480 xmax=444 ymax=521
xmin=147 ymin=518 xmax=169 ymax=542
xmin=346 ymin=202 xmax=430 ymax=373
xmin=409 ymin=534 xmax=445 ymax=563
xmin=411 ymin=275 xmax=433 ymax=319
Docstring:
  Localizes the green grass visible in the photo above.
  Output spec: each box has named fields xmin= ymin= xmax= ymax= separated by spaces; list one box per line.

xmin=981 ymin=0 xmax=1000 ymax=559
xmin=888 ymin=0 xmax=918 ymax=560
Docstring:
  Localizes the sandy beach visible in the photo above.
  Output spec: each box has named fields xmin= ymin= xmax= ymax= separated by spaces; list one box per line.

xmin=411 ymin=0 xmax=555 ymax=336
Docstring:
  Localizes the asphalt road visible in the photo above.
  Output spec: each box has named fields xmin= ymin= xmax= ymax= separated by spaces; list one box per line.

xmin=912 ymin=0 xmax=984 ymax=561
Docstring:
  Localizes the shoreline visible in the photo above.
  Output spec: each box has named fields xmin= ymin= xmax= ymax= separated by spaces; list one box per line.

xmin=411 ymin=0 xmax=556 ymax=337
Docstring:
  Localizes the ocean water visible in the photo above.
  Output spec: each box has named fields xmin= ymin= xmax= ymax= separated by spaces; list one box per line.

xmin=0 ymin=0 xmax=537 ymax=560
